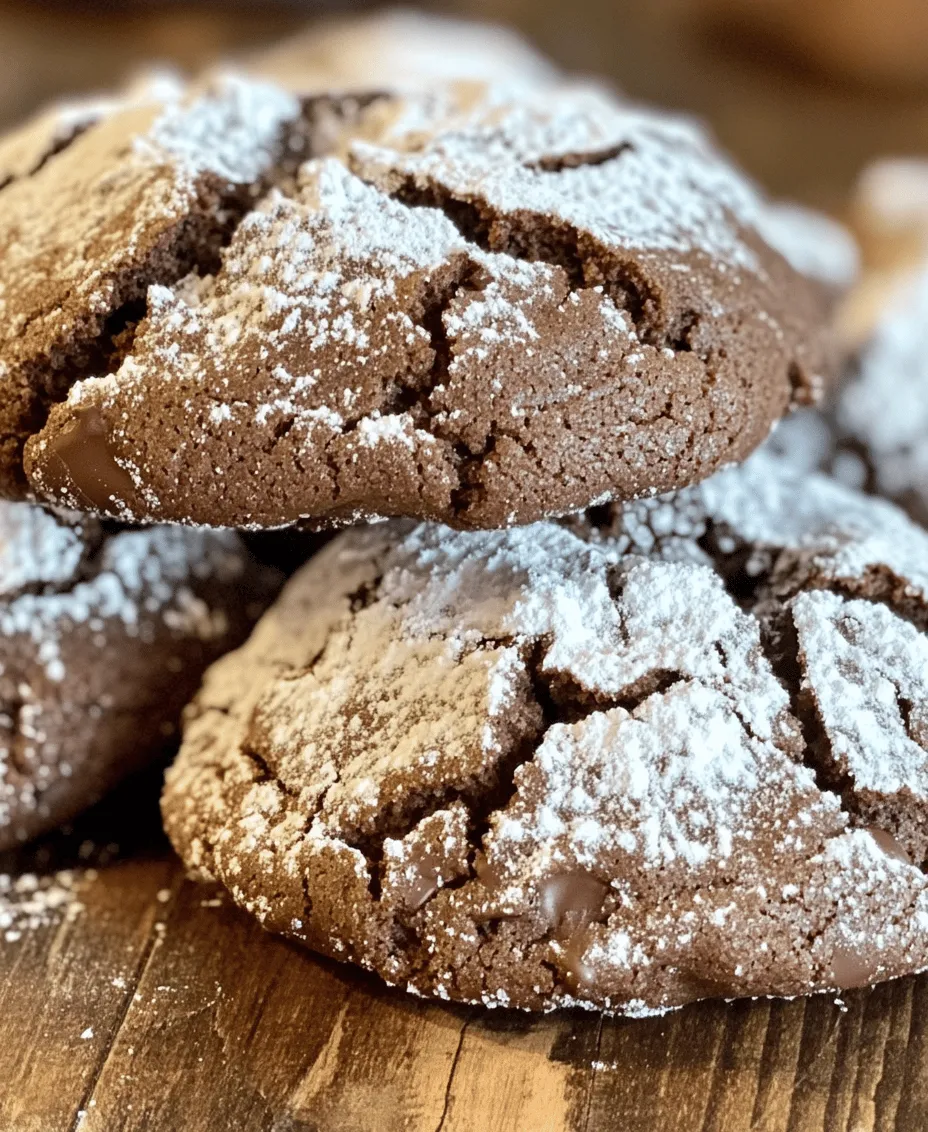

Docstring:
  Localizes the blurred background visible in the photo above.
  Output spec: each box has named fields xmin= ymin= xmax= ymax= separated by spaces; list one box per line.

xmin=4 ymin=0 xmax=928 ymax=217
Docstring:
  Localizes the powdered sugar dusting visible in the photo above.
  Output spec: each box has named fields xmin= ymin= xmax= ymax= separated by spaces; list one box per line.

xmin=693 ymin=448 xmax=928 ymax=597
xmin=496 ymin=682 xmax=802 ymax=874
xmin=838 ymin=265 xmax=928 ymax=506
xmin=0 ymin=504 xmax=87 ymax=596
xmin=793 ymin=590 xmax=928 ymax=796
xmin=138 ymin=72 xmax=299 ymax=187
xmin=0 ymin=870 xmax=88 ymax=941
xmin=352 ymin=88 xmax=766 ymax=269
xmin=165 ymin=452 xmax=928 ymax=1012
xmin=0 ymin=71 xmax=299 ymax=350
xmin=755 ymin=201 xmax=859 ymax=288
xmin=18 ymin=76 xmax=833 ymax=530
xmin=0 ymin=499 xmax=276 ymax=843
xmin=0 ymin=68 xmax=184 ymax=191
xmin=0 ymin=516 xmax=248 ymax=684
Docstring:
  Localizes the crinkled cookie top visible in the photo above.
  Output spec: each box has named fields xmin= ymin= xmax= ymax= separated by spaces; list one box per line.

xmin=163 ymin=451 xmax=928 ymax=1013
xmin=0 ymin=72 xmax=841 ymax=529
xmin=0 ymin=499 xmax=278 ymax=847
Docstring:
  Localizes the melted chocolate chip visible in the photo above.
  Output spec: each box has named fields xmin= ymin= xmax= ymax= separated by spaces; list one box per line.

xmin=558 ymin=926 xmax=597 ymax=994
xmin=866 ymin=827 xmax=913 ymax=866
xmin=395 ymin=844 xmax=444 ymax=912
xmin=473 ymin=863 xmax=610 ymax=936
xmin=830 ymin=944 xmax=880 ymax=991
xmin=536 ymin=872 xmax=610 ymax=992
xmin=46 ymin=406 xmax=138 ymax=513
xmin=538 ymin=871 xmax=609 ymax=938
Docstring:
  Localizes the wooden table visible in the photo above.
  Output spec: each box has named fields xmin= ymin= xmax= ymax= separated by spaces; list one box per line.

xmin=0 ymin=776 xmax=923 ymax=1132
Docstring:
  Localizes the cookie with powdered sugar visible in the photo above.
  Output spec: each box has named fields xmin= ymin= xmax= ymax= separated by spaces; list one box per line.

xmin=768 ymin=261 xmax=928 ymax=526
xmin=767 ymin=153 xmax=928 ymax=527
xmin=8 ymin=73 xmax=842 ymax=530
xmin=831 ymin=265 xmax=928 ymax=526
xmin=163 ymin=449 xmax=928 ymax=1014
xmin=0 ymin=503 xmax=280 ymax=850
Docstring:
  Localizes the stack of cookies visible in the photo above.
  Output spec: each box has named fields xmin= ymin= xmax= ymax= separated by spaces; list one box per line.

xmin=4 ymin=12 xmax=928 ymax=1017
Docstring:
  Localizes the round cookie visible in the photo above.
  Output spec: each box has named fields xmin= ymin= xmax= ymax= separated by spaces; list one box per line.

xmin=7 ymin=74 xmax=840 ymax=530
xmin=0 ymin=502 xmax=280 ymax=849
xmin=163 ymin=450 xmax=928 ymax=1014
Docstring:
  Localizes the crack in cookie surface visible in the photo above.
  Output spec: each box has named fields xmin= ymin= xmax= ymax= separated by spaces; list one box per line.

xmin=0 ymin=74 xmax=304 ymax=501
xmin=0 ymin=499 xmax=281 ymax=849
xmin=0 ymin=70 xmax=187 ymax=195
xmin=13 ymin=79 xmax=841 ymax=529
xmin=162 ymin=452 xmax=928 ymax=1012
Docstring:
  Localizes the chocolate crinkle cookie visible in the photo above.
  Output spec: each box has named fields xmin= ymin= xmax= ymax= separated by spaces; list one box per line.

xmin=163 ymin=449 xmax=928 ymax=1014
xmin=770 ymin=261 xmax=928 ymax=526
xmin=2 ymin=69 xmax=843 ymax=531
xmin=0 ymin=502 xmax=280 ymax=850
xmin=834 ymin=264 xmax=928 ymax=526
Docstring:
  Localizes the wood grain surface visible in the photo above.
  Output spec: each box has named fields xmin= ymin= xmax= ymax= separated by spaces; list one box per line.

xmin=0 ymin=778 xmax=923 ymax=1132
